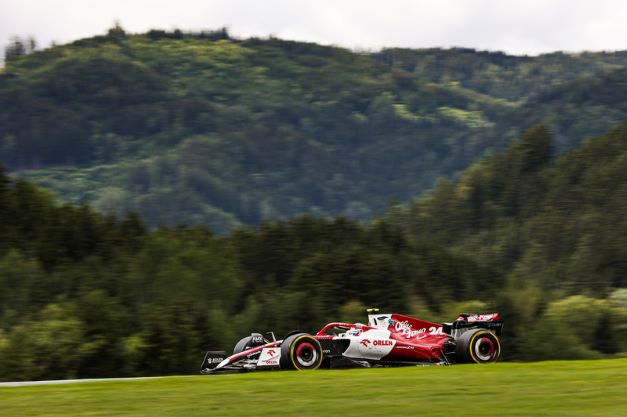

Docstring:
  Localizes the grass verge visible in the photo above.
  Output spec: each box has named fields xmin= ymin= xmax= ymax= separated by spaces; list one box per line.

xmin=1 ymin=359 xmax=626 ymax=417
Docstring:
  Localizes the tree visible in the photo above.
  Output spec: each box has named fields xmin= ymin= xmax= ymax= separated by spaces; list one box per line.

xmin=4 ymin=36 xmax=36 ymax=62
xmin=106 ymin=22 xmax=126 ymax=41
xmin=0 ymin=165 xmax=12 ymax=253
xmin=0 ymin=304 xmax=87 ymax=381
xmin=517 ymin=124 xmax=554 ymax=174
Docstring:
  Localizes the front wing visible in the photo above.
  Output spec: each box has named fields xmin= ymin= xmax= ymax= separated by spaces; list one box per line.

xmin=201 ymin=343 xmax=282 ymax=374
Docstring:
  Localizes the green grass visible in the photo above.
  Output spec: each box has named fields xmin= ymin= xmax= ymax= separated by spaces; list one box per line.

xmin=1 ymin=359 xmax=626 ymax=417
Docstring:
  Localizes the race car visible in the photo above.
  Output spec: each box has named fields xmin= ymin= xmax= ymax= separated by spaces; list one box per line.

xmin=201 ymin=310 xmax=503 ymax=373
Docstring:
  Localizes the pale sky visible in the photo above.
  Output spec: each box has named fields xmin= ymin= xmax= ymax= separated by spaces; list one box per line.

xmin=2 ymin=0 xmax=627 ymax=56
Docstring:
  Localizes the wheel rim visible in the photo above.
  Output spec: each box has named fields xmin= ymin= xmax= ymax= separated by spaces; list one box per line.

xmin=295 ymin=342 xmax=318 ymax=367
xmin=475 ymin=337 xmax=496 ymax=361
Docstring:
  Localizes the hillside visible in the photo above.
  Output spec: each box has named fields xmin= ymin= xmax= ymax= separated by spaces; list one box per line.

xmin=2 ymin=28 xmax=627 ymax=231
xmin=515 ymin=67 xmax=627 ymax=149
xmin=373 ymin=47 xmax=627 ymax=102
xmin=381 ymin=123 xmax=627 ymax=290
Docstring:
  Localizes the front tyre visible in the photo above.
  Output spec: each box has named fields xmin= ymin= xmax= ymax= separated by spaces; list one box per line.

xmin=456 ymin=329 xmax=501 ymax=364
xmin=279 ymin=333 xmax=323 ymax=370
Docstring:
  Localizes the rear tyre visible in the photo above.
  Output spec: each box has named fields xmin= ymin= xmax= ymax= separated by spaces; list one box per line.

xmin=233 ymin=333 xmax=267 ymax=355
xmin=456 ymin=329 xmax=501 ymax=364
xmin=279 ymin=333 xmax=323 ymax=370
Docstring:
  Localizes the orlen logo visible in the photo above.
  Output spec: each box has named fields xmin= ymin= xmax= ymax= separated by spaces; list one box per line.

xmin=261 ymin=348 xmax=279 ymax=365
xmin=360 ymin=339 xmax=393 ymax=347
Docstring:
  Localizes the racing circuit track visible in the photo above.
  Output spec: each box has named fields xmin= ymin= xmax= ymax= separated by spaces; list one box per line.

xmin=0 ymin=376 xmax=165 ymax=387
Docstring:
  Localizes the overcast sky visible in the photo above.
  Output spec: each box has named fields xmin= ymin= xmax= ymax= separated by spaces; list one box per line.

xmin=3 ymin=0 xmax=627 ymax=56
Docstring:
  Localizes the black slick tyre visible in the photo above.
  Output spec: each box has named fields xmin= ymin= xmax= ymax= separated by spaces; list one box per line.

xmin=279 ymin=333 xmax=323 ymax=370
xmin=455 ymin=329 xmax=501 ymax=364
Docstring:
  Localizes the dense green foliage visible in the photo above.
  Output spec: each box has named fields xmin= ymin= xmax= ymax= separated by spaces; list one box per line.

xmin=2 ymin=360 xmax=627 ymax=417
xmin=1 ymin=122 xmax=626 ymax=380
xmin=382 ymin=123 xmax=627 ymax=290
xmin=0 ymin=164 xmax=507 ymax=380
xmin=3 ymin=29 xmax=627 ymax=230
xmin=380 ymin=123 xmax=627 ymax=358
xmin=374 ymin=47 xmax=627 ymax=101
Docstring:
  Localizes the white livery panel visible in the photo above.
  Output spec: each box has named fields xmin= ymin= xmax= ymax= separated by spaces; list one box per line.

xmin=257 ymin=347 xmax=281 ymax=367
xmin=340 ymin=329 xmax=396 ymax=360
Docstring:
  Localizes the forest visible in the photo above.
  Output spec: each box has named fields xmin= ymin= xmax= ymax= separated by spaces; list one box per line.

xmin=2 ymin=27 xmax=627 ymax=231
xmin=0 ymin=121 xmax=625 ymax=381
xmin=1 ymin=28 xmax=626 ymax=381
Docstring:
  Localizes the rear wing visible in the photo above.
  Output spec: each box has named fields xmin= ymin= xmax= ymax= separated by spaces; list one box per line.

xmin=443 ymin=313 xmax=503 ymax=338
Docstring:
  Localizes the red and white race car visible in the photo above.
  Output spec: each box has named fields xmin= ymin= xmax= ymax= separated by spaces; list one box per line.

xmin=201 ymin=310 xmax=503 ymax=373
